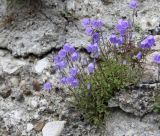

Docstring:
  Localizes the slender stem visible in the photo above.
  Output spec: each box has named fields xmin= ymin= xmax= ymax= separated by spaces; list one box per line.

xmin=68 ymin=87 xmax=80 ymax=102
xmin=132 ymin=9 xmax=135 ymax=27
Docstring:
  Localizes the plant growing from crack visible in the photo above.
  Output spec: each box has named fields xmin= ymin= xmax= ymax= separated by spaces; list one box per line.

xmin=43 ymin=0 xmax=157 ymax=126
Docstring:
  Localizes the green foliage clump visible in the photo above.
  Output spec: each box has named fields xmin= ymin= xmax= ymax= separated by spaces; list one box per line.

xmin=74 ymin=59 xmax=140 ymax=126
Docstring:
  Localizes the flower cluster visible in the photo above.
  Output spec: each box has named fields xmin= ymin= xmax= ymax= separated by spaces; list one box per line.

xmin=82 ymin=18 xmax=104 ymax=58
xmin=53 ymin=44 xmax=80 ymax=88
xmin=53 ymin=43 xmax=78 ymax=70
xmin=81 ymin=18 xmax=103 ymax=44
xmin=109 ymin=34 xmax=124 ymax=45
xmin=52 ymin=42 xmax=97 ymax=89
xmin=109 ymin=19 xmax=129 ymax=46
xmin=116 ymin=19 xmax=129 ymax=36
xmin=86 ymin=43 xmax=99 ymax=58
xmin=81 ymin=18 xmax=104 ymax=33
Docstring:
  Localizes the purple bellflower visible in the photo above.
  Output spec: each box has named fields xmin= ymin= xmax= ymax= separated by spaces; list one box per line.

xmin=54 ymin=55 xmax=67 ymax=70
xmin=70 ymin=52 xmax=79 ymax=61
xmin=117 ymin=36 xmax=124 ymax=45
xmin=92 ymin=32 xmax=100 ymax=44
xmin=82 ymin=18 xmax=104 ymax=36
xmin=63 ymin=43 xmax=75 ymax=54
xmin=55 ymin=60 xmax=67 ymax=70
xmin=43 ymin=82 xmax=52 ymax=91
xmin=58 ymin=49 xmax=67 ymax=59
xmin=87 ymin=63 xmax=95 ymax=73
xmin=60 ymin=77 xmax=67 ymax=84
xmin=147 ymin=35 xmax=155 ymax=46
xmin=109 ymin=34 xmax=118 ymax=44
xmin=153 ymin=54 xmax=160 ymax=64
xmin=70 ymin=78 xmax=79 ymax=88
xmin=85 ymin=27 xmax=93 ymax=36
xmin=67 ymin=76 xmax=79 ymax=88
xmin=86 ymin=43 xmax=99 ymax=54
xmin=116 ymin=19 xmax=129 ymax=35
xmin=136 ymin=52 xmax=142 ymax=60
xmin=129 ymin=0 xmax=138 ymax=9
xmin=140 ymin=35 xmax=155 ymax=49
xmin=90 ymin=19 xmax=104 ymax=29
xmin=69 ymin=68 xmax=78 ymax=77
xmin=81 ymin=18 xmax=90 ymax=28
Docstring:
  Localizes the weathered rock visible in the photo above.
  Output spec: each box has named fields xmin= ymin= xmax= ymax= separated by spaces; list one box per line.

xmin=0 ymin=49 xmax=8 ymax=57
xmin=105 ymin=111 xmax=160 ymax=136
xmin=34 ymin=58 xmax=50 ymax=74
xmin=0 ymin=57 xmax=27 ymax=75
xmin=0 ymin=0 xmax=66 ymax=57
xmin=138 ymin=17 xmax=159 ymax=32
xmin=9 ymin=77 xmax=19 ymax=87
xmin=26 ymin=123 xmax=34 ymax=132
xmin=0 ymin=0 xmax=160 ymax=136
xmin=108 ymin=86 xmax=155 ymax=116
xmin=10 ymin=89 xmax=24 ymax=102
xmin=42 ymin=121 xmax=66 ymax=136
xmin=30 ymin=98 xmax=39 ymax=108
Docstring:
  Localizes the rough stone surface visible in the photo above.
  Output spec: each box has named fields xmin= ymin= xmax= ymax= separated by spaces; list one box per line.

xmin=0 ymin=0 xmax=160 ymax=136
xmin=108 ymin=86 xmax=155 ymax=116
xmin=0 ymin=57 xmax=27 ymax=74
xmin=0 ymin=0 xmax=66 ymax=57
xmin=105 ymin=111 xmax=160 ymax=136
xmin=27 ymin=123 xmax=34 ymax=132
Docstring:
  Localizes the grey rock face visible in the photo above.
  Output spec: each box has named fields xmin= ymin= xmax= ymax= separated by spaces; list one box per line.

xmin=0 ymin=0 xmax=66 ymax=57
xmin=105 ymin=111 xmax=160 ymax=136
xmin=0 ymin=57 xmax=27 ymax=74
xmin=108 ymin=86 xmax=155 ymax=116
xmin=0 ymin=0 xmax=160 ymax=136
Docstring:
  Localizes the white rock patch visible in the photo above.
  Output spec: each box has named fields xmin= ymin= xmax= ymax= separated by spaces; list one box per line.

xmin=34 ymin=58 xmax=49 ymax=74
xmin=42 ymin=121 xmax=66 ymax=136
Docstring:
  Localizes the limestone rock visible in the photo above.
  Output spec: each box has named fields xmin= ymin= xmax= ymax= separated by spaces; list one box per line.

xmin=0 ymin=57 xmax=27 ymax=75
xmin=108 ymin=86 xmax=155 ymax=116
xmin=105 ymin=111 xmax=160 ymax=136
xmin=42 ymin=121 xmax=66 ymax=136
xmin=34 ymin=58 xmax=50 ymax=74
xmin=26 ymin=123 xmax=33 ymax=132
